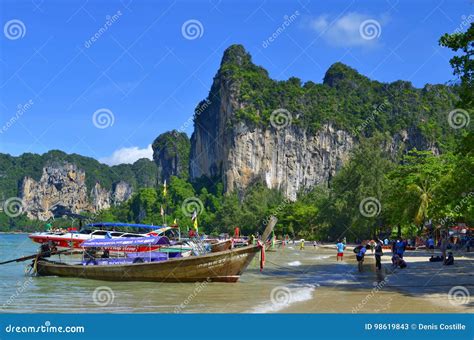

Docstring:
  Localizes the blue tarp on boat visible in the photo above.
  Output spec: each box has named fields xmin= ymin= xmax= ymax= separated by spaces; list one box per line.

xmin=82 ymin=236 xmax=170 ymax=248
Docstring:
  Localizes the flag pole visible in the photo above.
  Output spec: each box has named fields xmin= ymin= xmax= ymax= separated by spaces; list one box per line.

xmin=162 ymin=206 xmax=165 ymax=225
xmin=163 ymin=180 xmax=167 ymax=226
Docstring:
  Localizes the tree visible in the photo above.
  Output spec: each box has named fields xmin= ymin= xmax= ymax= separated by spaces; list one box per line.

xmin=385 ymin=150 xmax=453 ymax=233
xmin=439 ymin=22 xmax=473 ymax=108
xmin=130 ymin=188 xmax=159 ymax=224
xmin=407 ymin=181 xmax=432 ymax=226
xmin=317 ymin=134 xmax=393 ymax=240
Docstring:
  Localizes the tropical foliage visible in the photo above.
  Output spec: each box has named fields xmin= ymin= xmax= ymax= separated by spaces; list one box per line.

xmin=1 ymin=28 xmax=472 ymax=239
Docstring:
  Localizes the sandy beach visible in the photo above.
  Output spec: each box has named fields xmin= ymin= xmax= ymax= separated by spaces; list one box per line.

xmin=281 ymin=245 xmax=473 ymax=313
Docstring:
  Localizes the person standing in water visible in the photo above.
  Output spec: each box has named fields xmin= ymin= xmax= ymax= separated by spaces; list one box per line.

xmin=336 ymin=239 xmax=345 ymax=261
xmin=374 ymin=240 xmax=383 ymax=270
xmin=300 ymin=239 xmax=305 ymax=250
xmin=356 ymin=244 xmax=367 ymax=272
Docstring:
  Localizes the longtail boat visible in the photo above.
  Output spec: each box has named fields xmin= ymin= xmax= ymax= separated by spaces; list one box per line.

xmin=28 ymin=222 xmax=173 ymax=253
xmin=33 ymin=217 xmax=277 ymax=283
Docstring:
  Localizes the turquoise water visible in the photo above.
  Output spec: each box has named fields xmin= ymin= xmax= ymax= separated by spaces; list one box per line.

xmin=1 ymin=234 xmax=453 ymax=313
xmin=0 ymin=234 xmax=339 ymax=313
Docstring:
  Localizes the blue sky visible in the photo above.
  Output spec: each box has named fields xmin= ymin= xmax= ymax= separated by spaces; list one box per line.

xmin=0 ymin=0 xmax=471 ymax=165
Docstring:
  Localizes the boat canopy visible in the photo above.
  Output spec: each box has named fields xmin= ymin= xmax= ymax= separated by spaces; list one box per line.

xmin=85 ymin=222 xmax=165 ymax=230
xmin=82 ymin=236 xmax=170 ymax=248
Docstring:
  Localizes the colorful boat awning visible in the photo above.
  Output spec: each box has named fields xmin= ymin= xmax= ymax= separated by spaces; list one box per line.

xmin=86 ymin=222 xmax=165 ymax=230
xmin=82 ymin=236 xmax=170 ymax=248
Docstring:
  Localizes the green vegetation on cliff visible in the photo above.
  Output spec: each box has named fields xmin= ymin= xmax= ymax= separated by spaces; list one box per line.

xmin=2 ymin=26 xmax=472 ymax=239
xmin=152 ymin=130 xmax=190 ymax=180
xmin=217 ymin=44 xmax=459 ymax=150
xmin=0 ymin=150 xmax=159 ymax=198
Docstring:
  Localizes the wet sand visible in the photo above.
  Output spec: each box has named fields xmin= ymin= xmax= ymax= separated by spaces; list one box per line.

xmin=281 ymin=246 xmax=474 ymax=313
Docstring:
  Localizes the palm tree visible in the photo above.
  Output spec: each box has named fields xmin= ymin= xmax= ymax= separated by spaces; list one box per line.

xmin=407 ymin=180 xmax=432 ymax=231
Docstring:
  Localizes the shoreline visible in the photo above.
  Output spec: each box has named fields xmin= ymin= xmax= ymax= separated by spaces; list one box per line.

xmin=278 ymin=248 xmax=473 ymax=313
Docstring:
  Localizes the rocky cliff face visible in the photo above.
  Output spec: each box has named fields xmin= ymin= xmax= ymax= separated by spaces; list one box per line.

xmin=111 ymin=181 xmax=133 ymax=205
xmin=19 ymin=163 xmax=133 ymax=220
xmin=190 ymin=78 xmax=355 ymax=198
xmin=190 ymin=45 xmax=444 ymax=198
xmin=224 ymin=123 xmax=354 ymax=199
xmin=152 ymin=130 xmax=190 ymax=181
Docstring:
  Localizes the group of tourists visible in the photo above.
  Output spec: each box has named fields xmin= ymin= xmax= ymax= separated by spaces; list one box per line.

xmin=334 ymin=234 xmax=461 ymax=273
xmin=334 ymin=238 xmax=410 ymax=272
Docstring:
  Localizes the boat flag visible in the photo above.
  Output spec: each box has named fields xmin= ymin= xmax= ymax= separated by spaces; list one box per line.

xmin=160 ymin=205 xmax=164 ymax=216
xmin=191 ymin=209 xmax=197 ymax=221
xmin=173 ymin=218 xmax=177 ymax=224
xmin=163 ymin=180 xmax=167 ymax=197
xmin=193 ymin=216 xmax=198 ymax=230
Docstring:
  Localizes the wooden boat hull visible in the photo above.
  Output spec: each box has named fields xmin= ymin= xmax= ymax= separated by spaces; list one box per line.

xmin=35 ymin=244 xmax=260 ymax=283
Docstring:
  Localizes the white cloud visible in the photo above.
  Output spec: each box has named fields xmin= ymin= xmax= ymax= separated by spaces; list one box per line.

xmin=100 ymin=144 xmax=153 ymax=166
xmin=309 ymin=12 xmax=387 ymax=47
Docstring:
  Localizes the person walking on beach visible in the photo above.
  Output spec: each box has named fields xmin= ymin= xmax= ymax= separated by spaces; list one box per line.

xmin=440 ymin=237 xmax=448 ymax=260
xmin=300 ymin=239 xmax=305 ymax=250
xmin=336 ymin=239 xmax=345 ymax=261
xmin=395 ymin=239 xmax=405 ymax=258
xmin=356 ymin=244 xmax=367 ymax=272
xmin=374 ymin=240 xmax=383 ymax=270
xmin=427 ymin=237 xmax=435 ymax=253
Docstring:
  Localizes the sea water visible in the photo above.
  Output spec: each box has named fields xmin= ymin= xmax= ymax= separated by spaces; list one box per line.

xmin=0 ymin=234 xmax=464 ymax=313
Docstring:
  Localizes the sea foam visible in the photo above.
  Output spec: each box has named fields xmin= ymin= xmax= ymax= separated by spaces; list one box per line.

xmin=249 ymin=284 xmax=317 ymax=313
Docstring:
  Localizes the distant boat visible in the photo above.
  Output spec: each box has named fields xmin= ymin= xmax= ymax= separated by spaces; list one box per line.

xmin=33 ymin=217 xmax=277 ymax=283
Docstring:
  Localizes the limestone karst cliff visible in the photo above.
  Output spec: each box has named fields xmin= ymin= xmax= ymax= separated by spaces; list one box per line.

xmin=2 ymin=44 xmax=458 ymax=218
xmin=152 ymin=130 xmax=190 ymax=181
xmin=19 ymin=163 xmax=133 ymax=221
xmin=189 ymin=45 xmax=456 ymax=198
